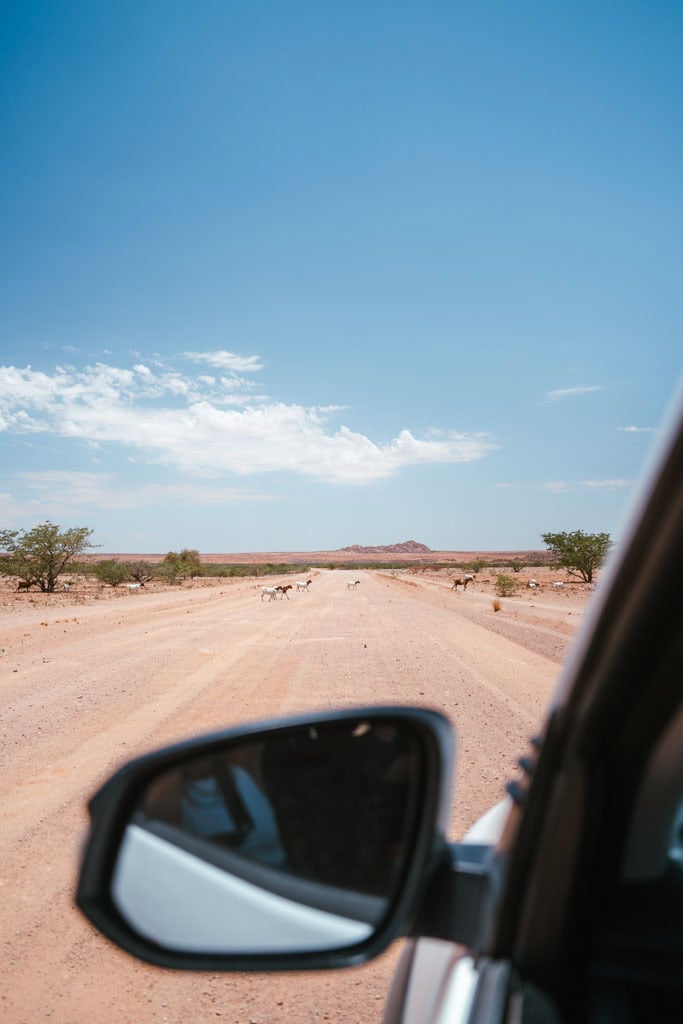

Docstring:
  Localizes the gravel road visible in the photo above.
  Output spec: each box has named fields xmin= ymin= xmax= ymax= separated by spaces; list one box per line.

xmin=1 ymin=570 xmax=579 ymax=1024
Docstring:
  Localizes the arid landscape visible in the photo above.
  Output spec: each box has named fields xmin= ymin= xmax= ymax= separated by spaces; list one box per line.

xmin=1 ymin=560 xmax=594 ymax=1024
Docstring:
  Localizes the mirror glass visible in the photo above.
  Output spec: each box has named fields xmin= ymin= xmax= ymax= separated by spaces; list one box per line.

xmin=111 ymin=717 xmax=425 ymax=954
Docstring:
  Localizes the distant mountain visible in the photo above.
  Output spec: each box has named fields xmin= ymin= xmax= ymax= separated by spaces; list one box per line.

xmin=337 ymin=540 xmax=432 ymax=555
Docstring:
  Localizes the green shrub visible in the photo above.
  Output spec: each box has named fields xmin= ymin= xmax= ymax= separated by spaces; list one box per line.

xmin=463 ymin=559 xmax=488 ymax=573
xmin=494 ymin=574 xmax=520 ymax=597
xmin=127 ymin=561 xmax=155 ymax=583
xmin=93 ymin=560 xmax=131 ymax=587
xmin=161 ymin=549 xmax=204 ymax=580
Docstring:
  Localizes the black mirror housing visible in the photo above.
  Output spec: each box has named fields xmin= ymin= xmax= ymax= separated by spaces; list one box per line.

xmin=76 ymin=706 xmax=455 ymax=972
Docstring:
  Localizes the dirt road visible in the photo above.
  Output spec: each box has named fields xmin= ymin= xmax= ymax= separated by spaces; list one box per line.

xmin=1 ymin=570 xmax=576 ymax=1023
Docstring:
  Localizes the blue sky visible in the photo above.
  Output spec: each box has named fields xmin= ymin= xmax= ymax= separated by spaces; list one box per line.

xmin=1 ymin=2 xmax=681 ymax=553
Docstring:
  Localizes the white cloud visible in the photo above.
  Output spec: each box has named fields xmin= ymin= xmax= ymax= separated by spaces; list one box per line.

xmin=184 ymin=350 xmax=264 ymax=372
xmin=581 ymin=479 xmax=633 ymax=490
xmin=619 ymin=425 xmax=657 ymax=433
xmin=0 ymin=360 xmax=497 ymax=485
xmin=545 ymin=385 xmax=605 ymax=401
xmin=541 ymin=478 xmax=633 ymax=494
xmin=11 ymin=439 xmax=61 ymax=453
xmin=542 ymin=481 xmax=572 ymax=492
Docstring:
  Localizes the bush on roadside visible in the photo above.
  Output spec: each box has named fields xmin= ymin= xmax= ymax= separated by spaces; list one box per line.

xmin=494 ymin=574 xmax=521 ymax=597
xmin=158 ymin=549 xmax=204 ymax=583
xmin=463 ymin=559 xmax=488 ymax=573
xmin=93 ymin=560 xmax=131 ymax=587
xmin=127 ymin=561 xmax=156 ymax=583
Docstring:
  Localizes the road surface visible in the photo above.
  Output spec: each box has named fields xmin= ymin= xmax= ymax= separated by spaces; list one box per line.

xmin=1 ymin=570 xmax=573 ymax=1024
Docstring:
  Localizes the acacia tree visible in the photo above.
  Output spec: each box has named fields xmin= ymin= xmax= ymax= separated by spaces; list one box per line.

xmin=541 ymin=530 xmax=612 ymax=584
xmin=127 ymin=560 xmax=155 ymax=584
xmin=0 ymin=522 xmax=95 ymax=592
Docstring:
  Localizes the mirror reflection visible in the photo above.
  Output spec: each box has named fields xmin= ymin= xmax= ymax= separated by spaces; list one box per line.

xmin=112 ymin=718 xmax=424 ymax=954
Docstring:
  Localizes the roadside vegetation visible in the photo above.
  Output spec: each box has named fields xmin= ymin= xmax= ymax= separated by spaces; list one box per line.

xmin=494 ymin=574 xmax=522 ymax=597
xmin=88 ymin=557 xmax=312 ymax=587
xmin=0 ymin=522 xmax=95 ymax=592
xmin=0 ymin=522 xmax=314 ymax=591
xmin=541 ymin=530 xmax=612 ymax=584
xmin=93 ymin=560 xmax=131 ymax=587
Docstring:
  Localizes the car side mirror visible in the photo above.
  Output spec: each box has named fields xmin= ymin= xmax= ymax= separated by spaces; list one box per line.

xmin=76 ymin=706 xmax=455 ymax=971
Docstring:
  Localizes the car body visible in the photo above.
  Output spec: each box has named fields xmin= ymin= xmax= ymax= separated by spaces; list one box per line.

xmin=76 ymin=393 xmax=683 ymax=1023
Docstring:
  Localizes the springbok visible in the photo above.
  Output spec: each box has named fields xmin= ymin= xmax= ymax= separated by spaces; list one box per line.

xmin=451 ymin=574 xmax=474 ymax=591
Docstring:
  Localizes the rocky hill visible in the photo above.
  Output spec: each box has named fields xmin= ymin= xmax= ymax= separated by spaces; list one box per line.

xmin=337 ymin=540 xmax=432 ymax=555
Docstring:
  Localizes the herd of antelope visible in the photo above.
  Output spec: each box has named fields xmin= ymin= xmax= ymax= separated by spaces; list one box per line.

xmin=259 ymin=577 xmax=363 ymax=600
xmin=259 ymin=579 xmax=312 ymax=601
xmin=13 ymin=569 xmax=574 ymax=604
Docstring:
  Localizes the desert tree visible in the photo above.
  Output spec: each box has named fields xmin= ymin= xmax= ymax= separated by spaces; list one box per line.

xmin=157 ymin=549 xmax=204 ymax=584
xmin=0 ymin=522 xmax=95 ymax=592
xmin=127 ymin=560 xmax=156 ymax=583
xmin=541 ymin=530 xmax=612 ymax=584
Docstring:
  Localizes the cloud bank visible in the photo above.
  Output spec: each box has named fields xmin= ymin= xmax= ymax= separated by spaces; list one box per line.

xmin=0 ymin=356 xmax=496 ymax=485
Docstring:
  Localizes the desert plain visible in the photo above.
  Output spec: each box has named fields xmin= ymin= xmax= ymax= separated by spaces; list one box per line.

xmin=1 ymin=560 xmax=594 ymax=1023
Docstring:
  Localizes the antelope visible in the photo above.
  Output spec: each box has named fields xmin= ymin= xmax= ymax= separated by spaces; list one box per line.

xmin=451 ymin=574 xmax=474 ymax=591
